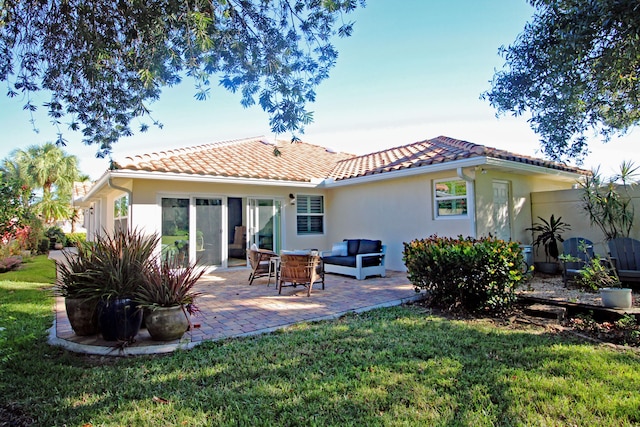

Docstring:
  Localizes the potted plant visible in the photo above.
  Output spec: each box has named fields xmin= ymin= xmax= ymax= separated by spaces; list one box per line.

xmin=45 ymin=226 xmax=67 ymax=250
xmin=85 ymin=228 xmax=159 ymax=342
xmin=587 ymin=259 xmax=633 ymax=309
xmin=578 ymin=255 xmax=633 ymax=308
xmin=55 ymin=242 xmax=100 ymax=336
xmin=557 ymin=242 xmax=633 ymax=308
xmin=526 ymin=214 xmax=571 ymax=274
xmin=135 ymin=254 xmax=204 ymax=341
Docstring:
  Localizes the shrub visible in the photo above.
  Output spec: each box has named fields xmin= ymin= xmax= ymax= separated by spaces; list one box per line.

xmin=37 ymin=238 xmax=50 ymax=254
xmin=65 ymin=232 xmax=87 ymax=247
xmin=44 ymin=226 xmax=66 ymax=247
xmin=24 ymin=217 xmax=45 ymax=252
xmin=0 ymin=255 xmax=22 ymax=273
xmin=575 ymin=255 xmax=620 ymax=291
xmin=403 ymin=235 xmax=525 ymax=316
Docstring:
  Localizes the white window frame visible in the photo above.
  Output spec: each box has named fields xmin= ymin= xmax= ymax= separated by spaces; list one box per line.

xmin=433 ymin=178 xmax=470 ymax=219
xmin=296 ymin=194 xmax=325 ymax=235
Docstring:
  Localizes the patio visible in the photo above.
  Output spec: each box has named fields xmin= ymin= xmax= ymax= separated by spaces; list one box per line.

xmin=49 ymin=267 xmax=421 ymax=356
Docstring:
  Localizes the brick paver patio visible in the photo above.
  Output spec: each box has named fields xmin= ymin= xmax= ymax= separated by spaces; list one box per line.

xmin=49 ymin=263 xmax=421 ymax=356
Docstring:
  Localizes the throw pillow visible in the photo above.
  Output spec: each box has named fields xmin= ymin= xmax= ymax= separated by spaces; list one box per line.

xmin=332 ymin=242 xmax=348 ymax=256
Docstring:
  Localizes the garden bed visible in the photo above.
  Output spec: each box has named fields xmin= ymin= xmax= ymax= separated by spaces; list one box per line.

xmin=517 ymin=273 xmax=640 ymax=308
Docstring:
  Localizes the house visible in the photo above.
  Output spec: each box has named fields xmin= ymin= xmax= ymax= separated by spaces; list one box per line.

xmin=76 ymin=136 xmax=589 ymax=271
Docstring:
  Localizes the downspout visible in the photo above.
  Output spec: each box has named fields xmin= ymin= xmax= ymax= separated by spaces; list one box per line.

xmin=108 ymin=176 xmax=133 ymax=229
xmin=457 ymin=167 xmax=476 ymax=238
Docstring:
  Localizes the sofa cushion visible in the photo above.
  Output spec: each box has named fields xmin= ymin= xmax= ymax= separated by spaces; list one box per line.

xmin=344 ymin=239 xmax=360 ymax=256
xmin=358 ymin=239 xmax=381 ymax=254
xmin=323 ymin=255 xmax=382 ymax=268
xmin=323 ymin=255 xmax=357 ymax=267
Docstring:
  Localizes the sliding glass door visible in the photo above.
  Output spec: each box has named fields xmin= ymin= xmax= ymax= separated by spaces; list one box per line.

xmin=248 ymin=198 xmax=281 ymax=253
xmin=160 ymin=196 xmax=280 ymax=267
xmin=162 ymin=197 xmax=223 ymax=268
xmin=195 ymin=198 xmax=223 ymax=266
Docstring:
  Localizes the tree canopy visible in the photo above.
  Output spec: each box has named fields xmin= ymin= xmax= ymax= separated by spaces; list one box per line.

xmin=483 ymin=0 xmax=640 ymax=163
xmin=0 ymin=0 xmax=363 ymax=158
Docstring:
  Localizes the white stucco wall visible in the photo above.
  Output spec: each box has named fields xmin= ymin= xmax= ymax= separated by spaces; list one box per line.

xmin=124 ymin=178 xmax=332 ymax=258
xmin=325 ymin=168 xmax=580 ymax=271
xmin=474 ymin=169 xmax=576 ymax=245
xmin=85 ymin=166 xmax=587 ymax=272
xmin=325 ymin=171 xmax=476 ymax=271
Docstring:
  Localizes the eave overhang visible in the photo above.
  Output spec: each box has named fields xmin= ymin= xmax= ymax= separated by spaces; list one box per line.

xmin=324 ymin=156 xmax=587 ymax=188
xmin=79 ymin=169 xmax=324 ymax=203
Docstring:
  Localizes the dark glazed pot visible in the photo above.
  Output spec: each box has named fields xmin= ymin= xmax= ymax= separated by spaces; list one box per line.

xmin=98 ymin=297 xmax=143 ymax=342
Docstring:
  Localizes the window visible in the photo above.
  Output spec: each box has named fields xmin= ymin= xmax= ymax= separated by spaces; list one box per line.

xmin=434 ymin=179 xmax=468 ymax=217
xmin=296 ymin=195 xmax=324 ymax=235
xmin=113 ymin=195 xmax=129 ymax=232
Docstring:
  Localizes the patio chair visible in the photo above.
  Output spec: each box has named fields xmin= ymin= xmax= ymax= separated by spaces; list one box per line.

xmin=608 ymin=237 xmax=640 ymax=283
xmin=560 ymin=237 xmax=594 ymax=286
xmin=277 ymin=253 xmax=323 ymax=297
xmin=248 ymin=247 xmax=277 ymax=286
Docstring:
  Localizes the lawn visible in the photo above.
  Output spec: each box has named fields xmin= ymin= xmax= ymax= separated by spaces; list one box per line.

xmin=1 ymin=258 xmax=640 ymax=426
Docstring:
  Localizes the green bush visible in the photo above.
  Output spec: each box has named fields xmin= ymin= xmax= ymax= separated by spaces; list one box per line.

xmin=23 ymin=217 xmax=45 ymax=253
xmin=44 ymin=226 xmax=66 ymax=248
xmin=65 ymin=232 xmax=86 ymax=247
xmin=403 ymin=235 xmax=525 ymax=316
xmin=37 ymin=238 xmax=50 ymax=254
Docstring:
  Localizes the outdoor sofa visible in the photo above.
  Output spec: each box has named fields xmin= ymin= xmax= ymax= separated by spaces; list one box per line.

xmin=321 ymin=239 xmax=386 ymax=280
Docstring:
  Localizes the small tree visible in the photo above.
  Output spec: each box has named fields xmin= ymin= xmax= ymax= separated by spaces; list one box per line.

xmin=581 ymin=161 xmax=638 ymax=240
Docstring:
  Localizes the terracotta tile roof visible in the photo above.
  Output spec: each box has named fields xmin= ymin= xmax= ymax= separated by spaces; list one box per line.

xmin=73 ymin=181 xmax=93 ymax=199
xmin=113 ymin=137 xmax=355 ymax=183
xmin=111 ymin=135 xmax=588 ymax=184
xmin=327 ymin=136 xmax=589 ymax=181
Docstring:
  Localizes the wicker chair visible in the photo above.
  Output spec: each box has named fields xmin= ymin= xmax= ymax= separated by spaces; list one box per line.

xmin=277 ymin=253 xmax=324 ymax=297
xmin=248 ymin=248 xmax=277 ymax=286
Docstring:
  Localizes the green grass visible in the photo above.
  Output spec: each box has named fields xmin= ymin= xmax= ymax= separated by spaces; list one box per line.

xmin=1 ymin=260 xmax=640 ymax=426
xmin=0 ymin=254 xmax=57 ymax=284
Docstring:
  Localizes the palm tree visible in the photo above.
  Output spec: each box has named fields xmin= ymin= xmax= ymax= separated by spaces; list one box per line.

xmin=8 ymin=143 xmax=87 ymax=224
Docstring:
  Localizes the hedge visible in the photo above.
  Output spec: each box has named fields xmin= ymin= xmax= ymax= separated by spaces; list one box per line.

xmin=403 ymin=235 xmax=525 ymax=316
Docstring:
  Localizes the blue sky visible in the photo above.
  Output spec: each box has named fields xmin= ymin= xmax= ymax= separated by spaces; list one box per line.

xmin=0 ymin=0 xmax=636 ymax=180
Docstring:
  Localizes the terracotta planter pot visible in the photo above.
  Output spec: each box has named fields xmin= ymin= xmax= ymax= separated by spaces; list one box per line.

xmin=144 ymin=305 xmax=190 ymax=341
xmin=64 ymin=297 xmax=98 ymax=336
xmin=600 ymin=288 xmax=633 ymax=309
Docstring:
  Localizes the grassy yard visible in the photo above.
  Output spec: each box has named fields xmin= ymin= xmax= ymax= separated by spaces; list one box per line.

xmin=1 ymin=257 xmax=640 ymax=426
